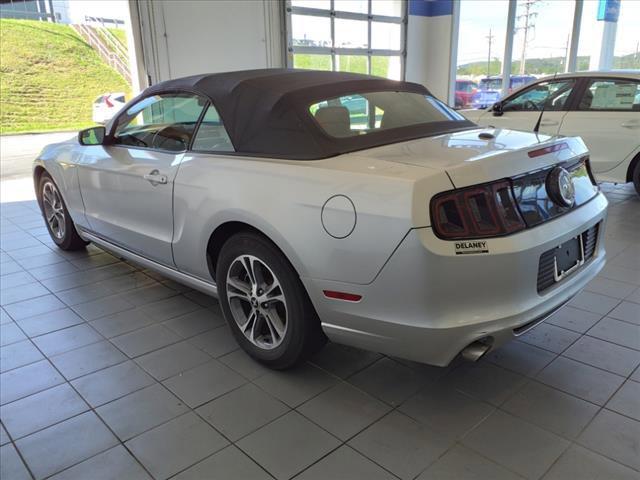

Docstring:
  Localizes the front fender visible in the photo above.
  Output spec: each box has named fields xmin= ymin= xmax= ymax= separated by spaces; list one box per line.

xmin=33 ymin=142 xmax=88 ymax=228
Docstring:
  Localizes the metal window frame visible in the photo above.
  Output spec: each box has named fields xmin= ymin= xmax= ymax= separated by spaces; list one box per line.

xmin=284 ymin=0 xmax=407 ymax=79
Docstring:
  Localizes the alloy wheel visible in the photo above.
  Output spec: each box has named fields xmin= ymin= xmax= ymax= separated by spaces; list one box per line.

xmin=226 ymin=254 xmax=288 ymax=350
xmin=42 ymin=181 xmax=66 ymax=240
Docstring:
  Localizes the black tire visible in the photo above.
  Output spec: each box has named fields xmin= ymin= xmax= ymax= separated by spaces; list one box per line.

xmin=633 ymin=161 xmax=640 ymax=197
xmin=38 ymin=172 xmax=88 ymax=251
xmin=216 ymin=232 xmax=326 ymax=369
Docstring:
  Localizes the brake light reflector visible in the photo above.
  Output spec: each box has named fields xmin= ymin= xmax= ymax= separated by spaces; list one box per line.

xmin=527 ymin=142 xmax=569 ymax=158
xmin=323 ymin=290 xmax=362 ymax=302
xmin=430 ymin=180 xmax=525 ymax=240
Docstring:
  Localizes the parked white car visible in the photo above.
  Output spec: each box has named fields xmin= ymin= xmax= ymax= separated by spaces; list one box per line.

xmin=462 ymin=71 xmax=640 ymax=195
xmin=34 ymin=70 xmax=607 ymax=369
xmin=92 ymin=92 xmax=126 ymax=124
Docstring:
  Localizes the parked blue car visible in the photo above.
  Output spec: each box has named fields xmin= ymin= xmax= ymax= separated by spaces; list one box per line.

xmin=471 ymin=75 xmax=536 ymax=109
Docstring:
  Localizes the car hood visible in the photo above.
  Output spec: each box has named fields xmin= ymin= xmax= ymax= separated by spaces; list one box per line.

xmin=348 ymin=127 xmax=589 ymax=188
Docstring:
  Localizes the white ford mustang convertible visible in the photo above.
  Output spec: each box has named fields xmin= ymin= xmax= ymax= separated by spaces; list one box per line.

xmin=34 ymin=69 xmax=607 ymax=368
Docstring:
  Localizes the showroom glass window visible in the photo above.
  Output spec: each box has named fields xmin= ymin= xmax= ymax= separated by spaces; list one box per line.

xmin=113 ymin=93 xmax=207 ymax=152
xmin=578 ymin=0 xmax=640 ymax=71
xmin=286 ymin=0 xmax=404 ymax=80
xmin=509 ymin=1 xmax=574 ymax=80
xmin=455 ymin=1 xmax=510 ymax=109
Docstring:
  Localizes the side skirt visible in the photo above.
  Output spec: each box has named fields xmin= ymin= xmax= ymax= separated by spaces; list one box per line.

xmin=78 ymin=229 xmax=219 ymax=298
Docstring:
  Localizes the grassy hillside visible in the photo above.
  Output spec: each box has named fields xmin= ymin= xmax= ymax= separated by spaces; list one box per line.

xmin=0 ymin=19 xmax=130 ymax=134
xmin=107 ymin=27 xmax=127 ymax=48
xmin=458 ymin=53 xmax=640 ymax=77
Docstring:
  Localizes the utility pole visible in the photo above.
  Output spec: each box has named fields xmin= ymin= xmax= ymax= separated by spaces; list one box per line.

xmin=516 ymin=0 xmax=539 ymax=74
xmin=486 ymin=28 xmax=495 ymax=78
xmin=562 ymin=34 xmax=569 ymax=73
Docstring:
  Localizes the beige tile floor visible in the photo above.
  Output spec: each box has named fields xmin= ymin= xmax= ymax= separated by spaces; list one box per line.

xmin=0 ymin=183 xmax=638 ymax=480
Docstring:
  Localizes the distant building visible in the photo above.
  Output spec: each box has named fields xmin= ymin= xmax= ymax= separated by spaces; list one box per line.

xmin=0 ymin=0 xmax=128 ymax=27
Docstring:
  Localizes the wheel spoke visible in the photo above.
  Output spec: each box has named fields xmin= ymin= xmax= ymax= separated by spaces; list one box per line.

xmin=265 ymin=287 xmax=284 ymax=304
xmin=240 ymin=256 xmax=256 ymax=286
xmin=263 ymin=315 xmax=278 ymax=344
xmin=263 ymin=309 xmax=285 ymax=338
xmin=43 ymin=189 xmax=53 ymax=205
xmin=239 ymin=309 xmax=255 ymax=331
xmin=245 ymin=311 xmax=260 ymax=343
xmin=251 ymin=258 xmax=267 ymax=289
xmin=227 ymin=277 xmax=251 ymax=299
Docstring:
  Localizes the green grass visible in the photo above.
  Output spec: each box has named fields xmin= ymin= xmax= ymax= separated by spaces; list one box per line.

xmin=0 ymin=19 xmax=131 ymax=134
xmin=107 ymin=27 xmax=127 ymax=48
xmin=293 ymin=54 xmax=390 ymax=77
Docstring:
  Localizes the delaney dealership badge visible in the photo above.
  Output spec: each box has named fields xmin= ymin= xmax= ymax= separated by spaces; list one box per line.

xmin=455 ymin=240 xmax=489 ymax=255
xmin=546 ymin=167 xmax=575 ymax=208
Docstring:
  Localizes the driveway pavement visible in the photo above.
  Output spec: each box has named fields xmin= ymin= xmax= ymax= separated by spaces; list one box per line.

xmin=1 ymin=132 xmax=75 ymax=180
xmin=0 ymin=132 xmax=75 ymax=203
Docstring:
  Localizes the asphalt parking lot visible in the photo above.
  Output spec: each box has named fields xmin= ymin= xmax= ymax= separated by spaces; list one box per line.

xmin=0 ymin=137 xmax=639 ymax=479
xmin=1 ymin=133 xmax=75 ymax=203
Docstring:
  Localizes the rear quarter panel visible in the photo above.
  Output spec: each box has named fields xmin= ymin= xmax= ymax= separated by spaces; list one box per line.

xmin=171 ymin=153 xmax=452 ymax=285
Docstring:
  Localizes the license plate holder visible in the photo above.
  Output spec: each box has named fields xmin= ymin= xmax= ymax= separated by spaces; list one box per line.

xmin=554 ymin=234 xmax=585 ymax=282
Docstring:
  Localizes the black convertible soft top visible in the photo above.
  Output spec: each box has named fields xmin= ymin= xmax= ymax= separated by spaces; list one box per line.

xmin=127 ymin=69 xmax=475 ymax=160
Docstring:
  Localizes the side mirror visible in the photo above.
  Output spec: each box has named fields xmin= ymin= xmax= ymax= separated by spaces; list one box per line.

xmin=492 ymin=102 xmax=504 ymax=116
xmin=78 ymin=126 xmax=106 ymax=146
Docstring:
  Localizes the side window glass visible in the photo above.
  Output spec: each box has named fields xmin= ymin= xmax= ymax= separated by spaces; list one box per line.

xmin=191 ymin=105 xmax=234 ymax=152
xmin=502 ymin=81 xmax=575 ymax=112
xmin=579 ymin=79 xmax=640 ymax=111
xmin=113 ymin=93 xmax=207 ymax=152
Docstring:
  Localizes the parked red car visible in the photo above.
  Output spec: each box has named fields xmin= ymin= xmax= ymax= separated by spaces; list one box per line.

xmin=455 ymin=80 xmax=478 ymax=108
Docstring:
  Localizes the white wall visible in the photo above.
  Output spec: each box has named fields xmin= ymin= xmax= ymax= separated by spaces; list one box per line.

xmin=405 ymin=11 xmax=457 ymax=104
xmin=134 ymin=0 xmax=284 ymax=87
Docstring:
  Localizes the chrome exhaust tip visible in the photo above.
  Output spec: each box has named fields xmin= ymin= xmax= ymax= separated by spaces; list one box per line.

xmin=461 ymin=340 xmax=492 ymax=362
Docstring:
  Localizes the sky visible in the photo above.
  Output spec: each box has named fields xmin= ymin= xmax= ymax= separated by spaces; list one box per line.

xmin=60 ymin=0 xmax=638 ymax=68
xmin=457 ymin=0 xmax=640 ymax=66
xmin=53 ymin=0 xmax=129 ymax=24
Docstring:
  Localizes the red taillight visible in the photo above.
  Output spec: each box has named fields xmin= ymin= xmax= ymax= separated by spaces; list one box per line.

xmin=323 ymin=290 xmax=362 ymax=302
xmin=430 ymin=180 xmax=525 ymax=240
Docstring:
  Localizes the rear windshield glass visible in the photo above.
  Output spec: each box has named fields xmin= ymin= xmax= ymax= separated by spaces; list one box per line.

xmin=309 ymin=92 xmax=466 ymax=138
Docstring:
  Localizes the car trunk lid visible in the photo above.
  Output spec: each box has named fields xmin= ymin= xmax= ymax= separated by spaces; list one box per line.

xmin=355 ymin=127 xmax=588 ymax=188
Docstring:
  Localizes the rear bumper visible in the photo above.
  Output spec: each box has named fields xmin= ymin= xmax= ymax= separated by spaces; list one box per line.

xmin=305 ymin=192 xmax=608 ymax=366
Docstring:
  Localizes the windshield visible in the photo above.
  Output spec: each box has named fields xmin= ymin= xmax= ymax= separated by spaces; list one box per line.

xmin=309 ymin=91 xmax=466 ymax=138
xmin=480 ymin=79 xmax=502 ymax=90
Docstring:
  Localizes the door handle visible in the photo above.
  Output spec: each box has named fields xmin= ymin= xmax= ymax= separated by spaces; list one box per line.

xmin=143 ymin=169 xmax=168 ymax=185
xmin=539 ymin=120 xmax=559 ymax=126
xmin=621 ymin=121 xmax=640 ymax=128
